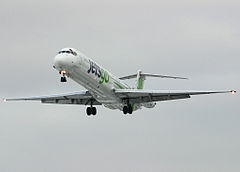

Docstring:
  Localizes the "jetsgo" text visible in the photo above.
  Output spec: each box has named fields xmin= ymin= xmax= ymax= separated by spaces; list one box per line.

xmin=87 ymin=60 xmax=109 ymax=84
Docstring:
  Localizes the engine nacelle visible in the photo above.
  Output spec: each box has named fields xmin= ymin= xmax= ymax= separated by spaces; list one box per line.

xmin=143 ymin=102 xmax=156 ymax=108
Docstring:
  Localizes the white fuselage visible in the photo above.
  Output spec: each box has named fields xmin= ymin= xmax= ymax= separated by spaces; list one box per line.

xmin=53 ymin=48 xmax=137 ymax=111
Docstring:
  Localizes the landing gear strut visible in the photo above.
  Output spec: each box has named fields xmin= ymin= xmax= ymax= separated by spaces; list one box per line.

xmin=86 ymin=101 xmax=97 ymax=116
xmin=60 ymin=70 xmax=67 ymax=82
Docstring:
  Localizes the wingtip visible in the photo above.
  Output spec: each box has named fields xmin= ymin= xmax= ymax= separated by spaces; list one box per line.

xmin=231 ymin=90 xmax=236 ymax=94
xmin=2 ymin=98 xmax=7 ymax=102
xmin=173 ymin=76 xmax=188 ymax=80
xmin=177 ymin=77 xmax=188 ymax=80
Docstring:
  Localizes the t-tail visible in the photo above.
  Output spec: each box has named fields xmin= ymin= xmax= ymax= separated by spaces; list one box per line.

xmin=119 ymin=70 xmax=188 ymax=89
xmin=136 ymin=70 xmax=145 ymax=89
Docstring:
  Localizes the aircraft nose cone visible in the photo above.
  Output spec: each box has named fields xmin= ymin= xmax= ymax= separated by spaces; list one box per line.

xmin=54 ymin=55 xmax=66 ymax=69
xmin=53 ymin=54 xmax=75 ymax=71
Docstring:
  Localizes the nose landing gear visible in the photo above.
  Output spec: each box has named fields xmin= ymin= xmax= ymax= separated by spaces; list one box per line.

xmin=59 ymin=70 xmax=67 ymax=82
xmin=61 ymin=76 xmax=67 ymax=82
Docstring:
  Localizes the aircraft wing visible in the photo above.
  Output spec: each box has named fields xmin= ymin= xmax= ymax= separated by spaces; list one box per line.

xmin=3 ymin=91 xmax=102 ymax=105
xmin=115 ymin=89 xmax=236 ymax=104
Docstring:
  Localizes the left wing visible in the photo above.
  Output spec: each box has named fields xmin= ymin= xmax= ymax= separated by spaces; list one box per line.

xmin=3 ymin=91 xmax=102 ymax=105
xmin=115 ymin=89 xmax=236 ymax=104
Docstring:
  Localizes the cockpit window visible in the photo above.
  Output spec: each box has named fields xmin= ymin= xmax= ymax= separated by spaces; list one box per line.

xmin=58 ymin=49 xmax=77 ymax=56
xmin=69 ymin=49 xmax=77 ymax=56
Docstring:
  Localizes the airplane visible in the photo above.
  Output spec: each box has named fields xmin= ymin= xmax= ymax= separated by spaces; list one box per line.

xmin=3 ymin=48 xmax=236 ymax=116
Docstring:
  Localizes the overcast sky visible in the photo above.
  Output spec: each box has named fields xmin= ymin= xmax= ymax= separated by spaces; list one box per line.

xmin=0 ymin=0 xmax=239 ymax=172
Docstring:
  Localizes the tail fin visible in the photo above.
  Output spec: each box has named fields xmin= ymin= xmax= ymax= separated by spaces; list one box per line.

xmin=136 ymin=70 xmax=145 ymax=89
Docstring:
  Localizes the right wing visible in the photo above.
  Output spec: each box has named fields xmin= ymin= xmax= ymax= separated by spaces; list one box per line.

xmin=3 ymin=91 xmax=102 ymax=105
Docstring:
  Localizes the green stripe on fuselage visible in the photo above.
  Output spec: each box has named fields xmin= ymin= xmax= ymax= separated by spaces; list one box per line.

xmin=113 ymin=81 xmax=126 ymax=89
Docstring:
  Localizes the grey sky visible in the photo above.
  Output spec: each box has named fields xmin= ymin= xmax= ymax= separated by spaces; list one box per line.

xmin=0 ymin=0 xmax=239 ymax=172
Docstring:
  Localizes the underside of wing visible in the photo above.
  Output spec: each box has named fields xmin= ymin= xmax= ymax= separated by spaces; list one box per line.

xmin=4 ymin=91 xmax=102 ymax=105
xmin=115 ymin=89 xmax=236 ymax=104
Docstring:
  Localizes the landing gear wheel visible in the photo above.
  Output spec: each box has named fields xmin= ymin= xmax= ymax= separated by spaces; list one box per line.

xmin=86 ymin=107 xmax=92 ymax=116
xmin=61 ymin=76 xmax=67 ymax=82
xmin=123 ymin=105 xmax=133 ymax=114
xmin=92 ymin=107 xmax=97 ymax=115
xmin=123 ymin=106 xmax=128 ymax=114
xmin=86 ymin=107 xmax=97 ymax=116
xmin=128 ymin=105 xmax=133 ymax=114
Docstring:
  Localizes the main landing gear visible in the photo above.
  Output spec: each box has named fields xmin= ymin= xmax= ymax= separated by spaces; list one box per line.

xmin=123 ymin=105 xmax=133 ymax=114
xmin=86 ymin=101 xmax=97 ymax=116
xmin=59 ymin=70 xmax=67 ymax=82
xmin=86 ymin=107 xmax=97 ymax=116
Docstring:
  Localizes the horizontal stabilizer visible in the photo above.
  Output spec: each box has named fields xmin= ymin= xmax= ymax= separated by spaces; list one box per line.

xmin=119 ymin=73 xmax=188 ymax=80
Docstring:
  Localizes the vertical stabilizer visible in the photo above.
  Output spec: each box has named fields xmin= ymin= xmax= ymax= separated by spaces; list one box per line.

xmin=136 ymin=70 xmax=145 ymax=89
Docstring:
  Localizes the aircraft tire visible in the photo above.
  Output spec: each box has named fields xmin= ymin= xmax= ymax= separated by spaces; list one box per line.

xmin=86 ymin=107 xmax=92 ymax=116
xmin=123 ymin=106 xmax=128 ymax=114
xmin=92 ymin=107 xmax=97 ymax=115
xmin=61 ymin=77 xmax=67 ymax=82
xmin=128 ymin=105 xmax=133 ymax=114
